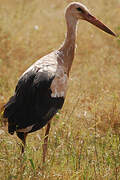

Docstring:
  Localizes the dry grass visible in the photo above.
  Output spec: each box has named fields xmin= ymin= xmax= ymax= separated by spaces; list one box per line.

xmin=0 ymin=0 xmax=120 ymax=179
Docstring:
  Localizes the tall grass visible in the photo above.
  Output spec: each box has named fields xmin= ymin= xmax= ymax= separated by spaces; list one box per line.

xmin=0 ymin=0 xmax=120 ymax=179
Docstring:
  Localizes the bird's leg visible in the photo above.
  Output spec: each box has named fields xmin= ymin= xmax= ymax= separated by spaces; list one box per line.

xmin=17 ymin=132 xmax=27 ymax=154
xmin=21 ymin=133 xmax=27 ymax=153
xmin=43 ymin=122 xmax=51 ymax=164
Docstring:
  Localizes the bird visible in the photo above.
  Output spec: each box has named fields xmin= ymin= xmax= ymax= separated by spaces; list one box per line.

xmin=3 ymin=2 xmax=116 ymax=163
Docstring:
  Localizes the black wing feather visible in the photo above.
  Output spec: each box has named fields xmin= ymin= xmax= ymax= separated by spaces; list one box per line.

xmin=3 ymin=70 xmax=64 ymax=134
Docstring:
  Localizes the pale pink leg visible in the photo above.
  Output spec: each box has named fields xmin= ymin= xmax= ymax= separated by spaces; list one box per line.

xmin=42 ymin=122 xmax=51 ymax=163
xmin=21 ymin=133 xmax=27 ymax=153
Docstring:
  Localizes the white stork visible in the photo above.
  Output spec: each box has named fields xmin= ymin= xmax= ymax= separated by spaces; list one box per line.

xmin=3 ymin=2 xmax=116 ymax=163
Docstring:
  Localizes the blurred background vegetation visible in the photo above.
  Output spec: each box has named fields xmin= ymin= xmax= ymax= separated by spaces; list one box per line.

xmin=0 ymin=0 xmax=120 ymax=179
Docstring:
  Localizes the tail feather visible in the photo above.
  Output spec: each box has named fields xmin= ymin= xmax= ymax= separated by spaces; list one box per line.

xmin=3 ymin=96 xmax=16 ymax=118
xmin=3 ymin=95 xmax=17 ymax=134
xmin=3 ymin=94 xmax=34 ymax=134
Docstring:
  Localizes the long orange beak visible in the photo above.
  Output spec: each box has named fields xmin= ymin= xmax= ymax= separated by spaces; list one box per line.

xmin=85 ymin=13 xmax=116 ymax=37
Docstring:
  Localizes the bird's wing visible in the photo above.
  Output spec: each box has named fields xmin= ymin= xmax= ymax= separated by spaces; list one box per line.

xmin=3 ymin=52 xmax=65 ymax=133
xmin=13 ymin=51 xmax=59 ymax=105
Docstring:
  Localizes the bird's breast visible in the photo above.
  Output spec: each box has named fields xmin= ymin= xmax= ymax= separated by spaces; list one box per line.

xmin=50 ymin=65 xmax=68 ymax=98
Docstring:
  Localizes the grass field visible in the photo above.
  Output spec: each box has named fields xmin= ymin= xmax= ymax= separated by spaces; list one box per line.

xmin=0 ymin=0 xmax=120 ymax=179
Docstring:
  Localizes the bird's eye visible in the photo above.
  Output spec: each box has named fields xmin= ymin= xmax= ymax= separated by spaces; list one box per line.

xmin=77 ymin=7 xmax=84 ymax=13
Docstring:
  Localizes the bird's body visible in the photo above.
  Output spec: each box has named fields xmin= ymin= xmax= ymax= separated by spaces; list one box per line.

xmin=3 ymin=2 xmax=116 ymax=162
xmin=4 ymin=50 xmax=67 ymax=135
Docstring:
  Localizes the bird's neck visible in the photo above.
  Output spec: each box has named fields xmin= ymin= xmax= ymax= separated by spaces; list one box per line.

xmin=59 ymin=15 xmax=78 ymax=75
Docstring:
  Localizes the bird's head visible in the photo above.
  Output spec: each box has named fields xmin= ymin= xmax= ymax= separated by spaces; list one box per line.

xmin=65 ymin=2 xmax=116 ymax=37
